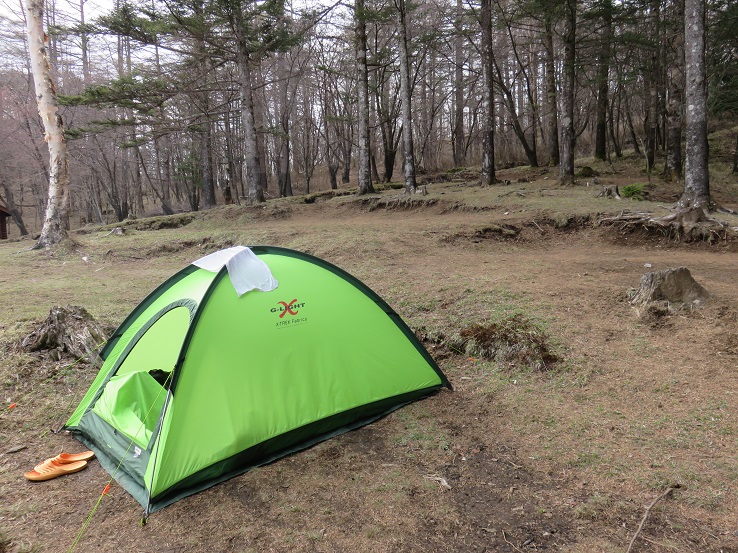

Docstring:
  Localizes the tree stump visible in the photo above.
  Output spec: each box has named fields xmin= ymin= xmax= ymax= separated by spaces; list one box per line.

xmin=597 ymin=185 xmax=621 ymax=199
xmin=21 ymin=305 xmax=107 ymax=360
xmin=630 ymin=267 xmax=709 ymax=318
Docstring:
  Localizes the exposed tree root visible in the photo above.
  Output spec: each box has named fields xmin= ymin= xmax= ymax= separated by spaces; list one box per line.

xmin=599 ymin=206 xmax=737 ymax=243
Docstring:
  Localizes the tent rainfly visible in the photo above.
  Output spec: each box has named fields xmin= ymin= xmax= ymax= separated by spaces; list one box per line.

xmin=66 ymin=246 xmax=451 ymax=514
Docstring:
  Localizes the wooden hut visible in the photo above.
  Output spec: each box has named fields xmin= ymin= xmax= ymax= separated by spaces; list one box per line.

xmin=0 ymin=205 xmax=10 ymax=239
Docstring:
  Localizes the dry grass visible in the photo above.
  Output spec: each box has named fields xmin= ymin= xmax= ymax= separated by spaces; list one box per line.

xmin=2 ymin=150 xmax=738 ymax=552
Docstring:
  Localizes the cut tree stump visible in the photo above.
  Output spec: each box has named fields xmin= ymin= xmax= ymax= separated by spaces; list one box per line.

xmin=597 ymin=185 xmax=621 ymax=199
xmin=630 ymin=267 xmax=709 ymax=318
xmin=21 ymin=305 xmax=106 ymax=360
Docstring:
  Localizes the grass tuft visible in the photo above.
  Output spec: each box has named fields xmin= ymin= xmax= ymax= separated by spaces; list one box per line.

xmin=457 ymin=313 xmax=560 ymax=371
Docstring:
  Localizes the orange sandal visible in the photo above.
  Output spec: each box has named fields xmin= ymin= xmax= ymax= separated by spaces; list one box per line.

xmin=24 ymin=459 xmax=88 ymax=482
xmin=53 ymin=451 xmax=95 ymax=464
xmin=33 ymin=451 xmax=95 ymax=471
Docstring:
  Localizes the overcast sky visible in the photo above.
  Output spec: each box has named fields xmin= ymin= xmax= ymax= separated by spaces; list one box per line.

xmin=0 ymin=0 xmax=114 ymax=27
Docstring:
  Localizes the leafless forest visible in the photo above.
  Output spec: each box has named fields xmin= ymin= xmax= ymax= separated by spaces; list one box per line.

xmin=0 ymin=0 xmax=736 ymax=233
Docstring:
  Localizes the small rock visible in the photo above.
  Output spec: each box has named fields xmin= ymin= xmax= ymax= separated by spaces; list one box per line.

xmin=644 ymin=263 xmax=652 ymax=268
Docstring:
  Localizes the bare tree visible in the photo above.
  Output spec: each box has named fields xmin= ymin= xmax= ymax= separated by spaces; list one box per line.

xmin=230 ymin=3 xmax=265 ymax=204
xmin=452 ymin=0 xmax=465 ymax=167
xmin=355 ymin=0 xmax=374 ymax=195
xmin=26 ymin=0 xmax=70 ymax=247
xmin=559 ymin=0 xmax=576 ymax=184
xmin=480 ymin=0 xmax=495 ymax=185
xmin=396 ymin=0 xmax=416 ymax=194
xmin=594 ymin=0 xmax=612 ymax=160
xmin=542 ymin=19 xmax=559 ymax=166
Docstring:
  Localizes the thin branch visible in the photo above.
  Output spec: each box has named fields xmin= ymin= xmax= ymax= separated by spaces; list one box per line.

xmin=626 ymin=486 xmax=679 ymax=553
xmin=501 ymin=530 xmax=524 ymax=553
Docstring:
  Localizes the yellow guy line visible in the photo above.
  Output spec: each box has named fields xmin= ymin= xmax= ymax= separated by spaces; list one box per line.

xmin=67 ymin=371 xmax=172 ymax=553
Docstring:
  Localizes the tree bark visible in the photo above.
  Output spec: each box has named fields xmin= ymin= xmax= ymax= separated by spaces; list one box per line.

xmin=234 ymin=27 xmax=265 ymax=204
xmin=194 ymin=0 xmax=215 ymax=209
xmin=79 ymin=0 xmax=90 ymax=84
xmin=594 ymin=0 xmax=612 ymax=160
xmin=397 ymin=0 xmax=416 ymax=194
xmin=277 ymin=51 xmax=293 ymax=197
xmin=496 ymin=66 xmax=538 ymax=167
xmin=200 ymin=119 xmax=216 ymax=208
xmin=26 ymin=0 xmax=70 ymax=247
xmin=609 ymin=81 xmax=623 ymax=157
xmin=543 ymin=20 xmax=559 ymax=166
xmin=253 ymin=67 xmax=270 ymax=197
xmin=644 ymin=0 xmax=660 ymax=173
xmin=559 ymin=0 xmax=577 ymax=184
xmin=626 ymin=102 xmax=642 ymax=155
xmin=452 ymin=0 xmax=465 ymax=167
xmin=355 ymin=0 xmax=374 ymax=194
xmin=664 ymin=0 xmax=685 ymax=181
xmin=679 ymin=0 xmax=710 ymax=209
xmin=480 ymin=0 xmax=495 ymax=186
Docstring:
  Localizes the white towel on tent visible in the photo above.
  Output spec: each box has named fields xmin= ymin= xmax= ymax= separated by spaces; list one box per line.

xmin=192 ymin=246 xmax=278 ymax=296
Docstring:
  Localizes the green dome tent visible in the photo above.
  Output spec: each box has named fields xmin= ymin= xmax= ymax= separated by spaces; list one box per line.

xmin=66 ymin=246 xmax=450 ymax=514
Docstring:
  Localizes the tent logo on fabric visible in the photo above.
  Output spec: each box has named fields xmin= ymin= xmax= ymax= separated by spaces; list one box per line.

xmin=272 ymin=299 xmax=305 ymax=318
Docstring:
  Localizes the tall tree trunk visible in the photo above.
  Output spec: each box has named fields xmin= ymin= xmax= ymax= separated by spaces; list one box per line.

xmin=480 ymin=0 xmax=495 ymax=185
xmin=452 ymin=0 xmax=465 ymax=167
xmin=80 ymin=0 xmax=90 ymax=84
xmin=236 ymin=47 xmax=265 ymax=204
xmin=733 ymin=133 xmax=738 ymax=174
xmin=495 ymin=64 xmax=538 ymax=167
xmin=135 ymin=146 xmax=174 ymax=215
xmin=644 ymin=0 xmax=660 ymax=173
xmin=664 ymin=0 xmax=684 ymax=181
xmin=341 ymin=158 xmax=351 ymax=184
xmin=229 ymin=0 xmax=265 ymax=205
xmin=355 ymin=0 xmax=374 ymax=194
xmin=543 ymin=20 xmax=559 ymax=166
xmin=594 ymin=0 xmax=612 ymax=160
xmin=277 ymin=51 xmax=293 ymax=197
xmin=608 ymin=80 xmax=623 ymax=157
xmin=223 ymin=107 xmax=240 ymax=203
xmin=679 ymin=0 xmax=710 ymax=208
xmin=326 ymin=163 xmax=338 ymax=189
xmin=26 ymin=0 xmax=70 ymax=247
xmin=200 ymin=120 xmax=216 ymax=208
xmin=321 ymin=84 xmax=340 ymax=190
xmin=559 ymin=0 xmax=577 ymax=184
xmin=625 ymin=100 xmax=642 ymax=155
xmin=397 ymin=0 xmax=416 ymax=194
xmin=193 ymin=0 xmax=215 ymax=208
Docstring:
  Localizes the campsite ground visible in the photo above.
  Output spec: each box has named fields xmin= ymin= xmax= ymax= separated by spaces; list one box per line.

xmin=2 ymin=149 xmax=738 ymax=553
